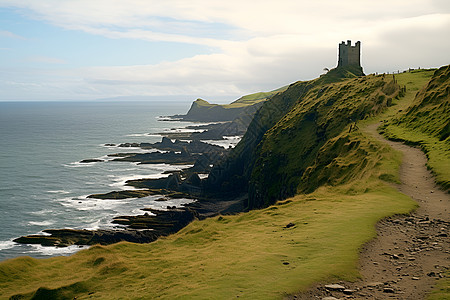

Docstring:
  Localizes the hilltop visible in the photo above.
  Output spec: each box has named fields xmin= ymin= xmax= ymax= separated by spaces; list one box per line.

xmin=171 ymin=86 xmax=288 ymax=122
xmin=0 ymin=64 xmax=448 ymax=299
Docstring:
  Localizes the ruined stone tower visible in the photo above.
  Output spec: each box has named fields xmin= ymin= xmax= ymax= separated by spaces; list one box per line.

xmin=338 ymin=40 xmax=361 ymax=68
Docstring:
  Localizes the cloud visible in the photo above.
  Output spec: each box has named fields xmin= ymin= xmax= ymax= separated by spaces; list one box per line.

xmin=3 ymin=1 xmax=447 ymax=47
xmin=0 ymin=30 xmax=26 ymax=39
xmin=0 ymin=0 xmax=449 ymax=100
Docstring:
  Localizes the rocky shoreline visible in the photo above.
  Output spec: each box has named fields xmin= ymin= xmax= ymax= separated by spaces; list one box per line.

xmin=14 ymin=118 xmax=247 ymax=249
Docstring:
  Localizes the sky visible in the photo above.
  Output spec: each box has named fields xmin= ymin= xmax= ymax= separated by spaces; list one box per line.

xmin=0 ymin=0 xmax=449 ymax=102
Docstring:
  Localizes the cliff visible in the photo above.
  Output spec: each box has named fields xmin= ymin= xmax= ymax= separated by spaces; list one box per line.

xmin=205 ymin=65 xmax=394 ymax=208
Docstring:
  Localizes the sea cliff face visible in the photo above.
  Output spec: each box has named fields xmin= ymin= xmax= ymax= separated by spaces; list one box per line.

xmin=206 ymin=66 xmax=402 ymax=208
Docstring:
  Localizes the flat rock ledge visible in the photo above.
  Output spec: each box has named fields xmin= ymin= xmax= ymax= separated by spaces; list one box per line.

xmin=14 ymin=207 xmax=198 ymax=247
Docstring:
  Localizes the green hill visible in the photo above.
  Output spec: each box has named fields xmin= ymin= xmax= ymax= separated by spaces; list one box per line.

xmin=205 ymin=65 xmax=395 ymax=208
xmin=0 ymin=65 xmax=448 ymax=299
xmin=177 ymin=87 xmax=288 ymax=122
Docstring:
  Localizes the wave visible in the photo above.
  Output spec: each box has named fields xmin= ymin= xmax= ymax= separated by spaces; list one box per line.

xmin=107 ymin=164 xmax=193 ymax=189
xmin=31 ymin=209 xmax=54 ymax=216
xmin=63 ymin=161 xmax=96 ymax=168
xmin=0 ymin=240 xmax=16 ymax=251
xmin=108 ymin=173 xmax=170 ymax=190
xmin=139 ymin=197 xmax=195 ymax=211
xmin=28 ymin=244 xmax=89 ymax=256
xmin=162 ymin=128 xmax=206 ymax=134
xmin=198 ymin=173 xmax=209 ymax=179
xmin=126 ymin=133 xmax=150 ymax=137
xmin=47 ymin=190 xmax=70 ymax=194
xmin=56 ymin=195 xmax=125 ymax=212
xmin=28 ymin=221 xmax=54 ymax=226
xmin=201 ymin=136 xmax=242 ymax=149
xmin=138 ymin=163 xmax=194 ymax=171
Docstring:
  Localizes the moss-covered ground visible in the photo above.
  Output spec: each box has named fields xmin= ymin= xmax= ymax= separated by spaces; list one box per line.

xmin=1 ymin=68 xmax=447 ymax=299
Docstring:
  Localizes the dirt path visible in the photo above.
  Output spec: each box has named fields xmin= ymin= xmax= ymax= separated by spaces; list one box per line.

xmin=291 ymin=123 xmax=449 ymax=299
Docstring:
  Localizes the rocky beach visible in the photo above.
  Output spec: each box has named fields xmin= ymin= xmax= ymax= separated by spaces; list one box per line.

xmin=13 ymin=102 xmax=255 ymax=249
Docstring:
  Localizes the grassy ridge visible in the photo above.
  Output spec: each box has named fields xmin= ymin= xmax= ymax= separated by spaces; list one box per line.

xmin=181 ymin=87 xmax=287 ymax=122
xmin=225 ymin=86 xmax=288 ymax=108
xmin=194 ymin=87 xmax=288 ymax=110
xmin=206 ymin=66 xmax=397 ymax=208
xmin=249 ymin=73 xmax=401 ymax=208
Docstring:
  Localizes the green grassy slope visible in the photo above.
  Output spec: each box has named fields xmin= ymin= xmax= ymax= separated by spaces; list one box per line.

xmin=250 ymin=74 xmax=400 ymax=208
xmin=226 ymin=85 xmax=289 ymax=108
xmin=380 ymin=65 xmax=450 ymax=190
xmin=182 ymin=87 xmax=288 ymax=122
xmin=206 ymin=66 xmax=401 ymax=208
xmin=0 ymin=67 xmax=446 ymax=299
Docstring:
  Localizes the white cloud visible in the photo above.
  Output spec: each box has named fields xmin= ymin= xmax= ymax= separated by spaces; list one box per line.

xmin=0 ymin=30 xmax=26 ymax=39
xmin=0 ymin=0 xmax=449 ymax=100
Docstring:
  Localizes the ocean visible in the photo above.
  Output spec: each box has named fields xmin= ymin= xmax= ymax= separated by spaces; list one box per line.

xmin=0 ymin=100 xmax=217 ymax=260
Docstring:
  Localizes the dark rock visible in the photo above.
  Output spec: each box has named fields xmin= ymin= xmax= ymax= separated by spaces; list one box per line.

xmin=118 ymin=142 xmax=141 ymax=147
xmin=284 ymin=222 xmax=295 ymax=228
xmin=87 ymin=189 xmax=166 ymax=200
xmin=14 ymin=229 xmax=160 ymax=246
xmin=383 ymin=288 xmax=395 ymax=293
xmin=15 ymin=207 xmax=199 ymax=247
xmin=112 ymin=150 xmax=199 ymax=165
xmin=80 ymin=159 xmax=103 ymax=163
xmin=161 ymin=137 xmax=173 ymax=145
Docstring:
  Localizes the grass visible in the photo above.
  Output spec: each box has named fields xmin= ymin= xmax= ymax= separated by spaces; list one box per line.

xmin=194 ymin=86 xmax=289 ymax=110
xmin=249 ymin=72 xmax=403 ymax=207
xmin=427 ymin=271 xmax=450 ymax=300
xmin=0 ymin=186 xmax=414 ymax=299
xmin=225 ymin=86 xmax=289 ymax=108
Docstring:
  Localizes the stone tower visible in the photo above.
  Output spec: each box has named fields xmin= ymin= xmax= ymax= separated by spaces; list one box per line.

xmin=338 ymin=40 xmax=361 ymax=68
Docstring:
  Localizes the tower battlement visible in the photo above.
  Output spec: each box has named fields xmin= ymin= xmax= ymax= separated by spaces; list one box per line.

xmin=338 ymin=40 xmax=361 ymax=68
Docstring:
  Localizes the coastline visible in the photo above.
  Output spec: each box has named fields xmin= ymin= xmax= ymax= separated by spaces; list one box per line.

xmin=10 ymin=110 xmax=247 ymax=253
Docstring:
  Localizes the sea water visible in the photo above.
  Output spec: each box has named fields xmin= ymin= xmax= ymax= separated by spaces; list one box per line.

xmin=0 ymin=100 xmax=216 ymax=260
